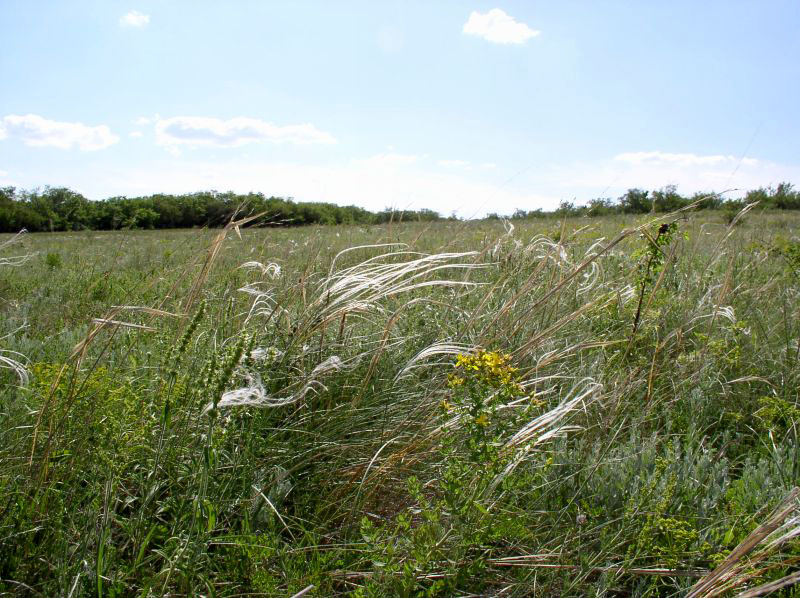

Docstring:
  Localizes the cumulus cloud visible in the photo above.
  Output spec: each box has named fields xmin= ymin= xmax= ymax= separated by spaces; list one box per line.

xmin=463 ymin=9 xmax=540 ymax=45
xmin=120 ymin=10 xmax=150 ymax=27
xmin=130 ymin=131 xmax=143 ymax=138
xmin=0 ymin=114 xmax=119 ymax=151
xmin=154 ymin=116 xmax=336 ymax=147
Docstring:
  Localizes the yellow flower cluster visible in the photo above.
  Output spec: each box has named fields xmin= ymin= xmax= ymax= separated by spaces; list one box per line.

xmin=449 ymin=349 xmax=522 ymax=392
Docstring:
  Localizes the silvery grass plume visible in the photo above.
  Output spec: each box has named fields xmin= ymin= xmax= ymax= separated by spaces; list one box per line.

xmin=436 ymin=376 xmax=598 ymax=456
xmin=236 ymin=246 xmax=487 ymax=335
xmin=711 ymin=305 xmax=737 ymax=324
xmin=238 ymin=282 xmax=282 ymax=325
xmin=205 ymin=355 xmax=348 ymax=413
xmin=0 ymin=348 xmax=29 ymax=386
xmin=0 ymin=231 xmax=32 ymax=385
xmin=506 ymin=380 xmax=599 ymax=448
xmin=525 ymin=234 xmax=569 ymax=266
xmin=319 ymin=249 xmax=484 ymax=307
xmin=296 ymin=247 xmax=487 ymax=336
xmin=239 ymin=261 xmax=282 ymax=279
xmin=488 ymin=380 xmax=601 ymax=494
xmin=687 ymin=301 xmax=749 ymax=335
xmin=395 ymin=342 xmax=479 ymax=381
xmin=220 ymin=247 xmax=490 ymax=414
xmin=490 ymin=219 xmax=516 ymax=258
xmin=0 ymin=229 xmax=34 ymax=267
xmin=527 ymin=233 xmax=606 ymax=297
xmin=617 ymin=283 xmax=637 ymax=303
xmin=577 ymin=238 xmax=606 ymax=295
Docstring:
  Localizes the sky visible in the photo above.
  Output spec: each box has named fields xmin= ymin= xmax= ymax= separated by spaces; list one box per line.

xmin=1 ymin=1 xmax=799 ymax=217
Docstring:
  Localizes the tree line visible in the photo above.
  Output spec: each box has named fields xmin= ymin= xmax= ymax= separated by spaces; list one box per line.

xmin=0 ymin=187 xmax=445 ymax=232
xmin=1 ymin=182 xmax=799 ymax=233
xmin=494 ymin=182 xmax=800 ymax=220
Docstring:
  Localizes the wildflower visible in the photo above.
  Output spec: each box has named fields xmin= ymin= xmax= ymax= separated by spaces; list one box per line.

xmin=474 ymin=413 xmax=490 ymax=427
xmin=452 ymin=350 xmax=521 ymax=392
xmin=447 ymin=373 xmax=464 ymax=387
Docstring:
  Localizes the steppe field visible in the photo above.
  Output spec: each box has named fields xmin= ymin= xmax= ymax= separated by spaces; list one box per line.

xmin=1 ymin=210 xmax=799 ymax=596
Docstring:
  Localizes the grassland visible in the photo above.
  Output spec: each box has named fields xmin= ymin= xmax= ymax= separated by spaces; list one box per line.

xmin=1 ymin=209 xmax=799 ymax=596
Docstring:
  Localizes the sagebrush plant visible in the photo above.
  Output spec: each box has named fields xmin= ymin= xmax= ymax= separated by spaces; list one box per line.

xmin=0 ymin=210 xmax=799 ymax=596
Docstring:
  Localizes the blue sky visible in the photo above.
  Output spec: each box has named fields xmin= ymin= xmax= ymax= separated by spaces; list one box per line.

xmin=1 ymin=1 xmax=798 ymax=216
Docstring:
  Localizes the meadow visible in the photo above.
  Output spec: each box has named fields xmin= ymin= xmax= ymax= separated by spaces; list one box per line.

xmin=1 ymin=209 xmax=799 ymax=596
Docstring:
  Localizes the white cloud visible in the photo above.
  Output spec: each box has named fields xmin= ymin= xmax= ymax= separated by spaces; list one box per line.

xmin=0 ymin=170 xmax=8 ymax=177
xmin=135 ymin=116 xmax=153 ymax=125
xmin=463 ymin=9 xmax=540 ymax=45
xmin=353 ymin=153 xmax=418 ymax=168
xmin=154 ymin=116 xmax=336 ymax=147
xmin=542 ymin=150 xmax=796 ymax=199
xmin=481 ymin=162 xmax=497 ymax=169
xmin=0 ymin=114 xmax=119 ymax=151
xmin=120 ymin=10 xmax=150 ymax=27
xmin=438 ymin=159 xmax=470 ymax=168
xmin=614 ymin=151 xmax=758 ymax=168
xmin=130 ymin=131 xmax=143 ymax=138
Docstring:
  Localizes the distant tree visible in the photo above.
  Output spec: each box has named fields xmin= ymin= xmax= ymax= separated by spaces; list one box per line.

xmin=1 ymin=181 xmax=799 ymax=234
xmin=772 ymin=182 xmax=800 ymax=210
xmin=619 ymin=188 xmax=650 ymax=214
xmin=744 ymin=182 xmax=800 ymax=210
xmin=556 ymin=200 xmax=579 ymax=216
xmin=651 ymin=185 xmax=688 ymax=212
xmin=744 ymin=186 xmax=770 ymax=207
xmin=690 ymin=190 xmax=723 ymax=210
xmin=586 ymin=198 xmax=615 ymax=217
xmin=130 ymin=207 xmax=159 ymax=229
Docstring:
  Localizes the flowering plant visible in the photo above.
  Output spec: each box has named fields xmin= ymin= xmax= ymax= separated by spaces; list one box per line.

xmin=443 ymin=349 xmax=531 ymax=464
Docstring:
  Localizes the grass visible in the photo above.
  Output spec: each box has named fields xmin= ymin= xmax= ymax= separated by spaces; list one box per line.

xmin=0 ymin=209 xmax=799 ymax=596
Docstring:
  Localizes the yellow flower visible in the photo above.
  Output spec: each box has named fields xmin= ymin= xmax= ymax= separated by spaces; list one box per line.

xmin=447 ymin=373 xmax=464 ymax=387
xmin=451 ymin=349 xmax=523 ymax=397
xmin=474 ymin=413 xmax=490 ymax=427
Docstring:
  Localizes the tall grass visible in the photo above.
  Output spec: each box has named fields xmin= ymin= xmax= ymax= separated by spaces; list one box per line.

xmin=0 ymin=210 xmax=798 ymax=595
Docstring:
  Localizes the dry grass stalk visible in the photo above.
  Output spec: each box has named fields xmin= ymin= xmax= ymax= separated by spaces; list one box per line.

xmin=91 ymin=318 xmax=157 ymax=331
xmin=182 ymin=210 xmax=266 ymax=318
xmin=687 ymin=487 xmax=800 ymax=598
xmin=734 ymin=570 xmax=800 ymax=597
xmin=489 ymin=555 xmax=708 ymax=578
